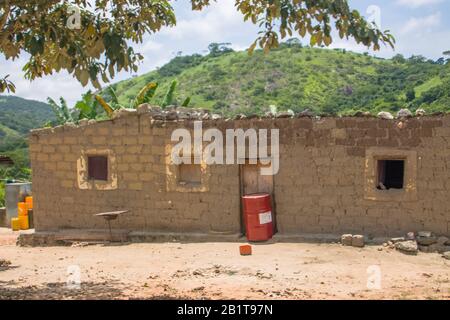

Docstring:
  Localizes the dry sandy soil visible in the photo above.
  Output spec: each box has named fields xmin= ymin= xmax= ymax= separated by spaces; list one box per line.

xmin=0 ymin=228 xmax=449 ymax=300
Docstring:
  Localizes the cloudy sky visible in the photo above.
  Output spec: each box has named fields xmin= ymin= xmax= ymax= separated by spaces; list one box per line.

xmin=1 ymin=0 xmax=449 ymax=106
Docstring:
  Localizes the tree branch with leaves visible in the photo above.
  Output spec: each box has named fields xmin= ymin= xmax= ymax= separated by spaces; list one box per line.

xmin=0 ymin=0 xmax=395 ymax=93
xmin=0 ymin=75 xmax=15 ymax=93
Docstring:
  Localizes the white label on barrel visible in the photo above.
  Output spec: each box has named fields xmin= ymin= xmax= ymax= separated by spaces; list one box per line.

xmin=259 ymin=211 xmax=272 ymax=225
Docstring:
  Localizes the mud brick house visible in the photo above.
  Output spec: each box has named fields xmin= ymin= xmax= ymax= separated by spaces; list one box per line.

xmin=28 ymin=106 xmax=450 ymax=240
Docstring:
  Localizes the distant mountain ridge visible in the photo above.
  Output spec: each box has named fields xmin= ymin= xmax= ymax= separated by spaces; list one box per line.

xmin=109 ymin=45 xmax=450 ymax=116
xmin=0 ymin=95 xmax=53 ymax=153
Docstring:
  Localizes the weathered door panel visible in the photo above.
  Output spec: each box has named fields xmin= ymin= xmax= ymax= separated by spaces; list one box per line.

xmin=240 ymin=161 xmax=276 ymax=234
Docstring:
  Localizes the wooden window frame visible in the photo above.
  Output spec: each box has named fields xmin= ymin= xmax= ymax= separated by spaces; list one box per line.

xmin=77 ymin=149 xmax=118 ymax=190
xmin=364 ymin=148 xmax=417 ymax=202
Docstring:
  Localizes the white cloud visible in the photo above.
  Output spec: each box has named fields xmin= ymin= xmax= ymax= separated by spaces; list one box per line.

xmin=140 ymin=40 xmax=163 ymax=54
xmin=159 ymin=0 xmax=256 ymax=44
xmin=2 ymin=0 xmax=450 ymax=106
xmin=400 ymin=12 xmax=441 ymax=34
xmin=1 ymin=60 xmax=95 ymax=105
xmin=396 ymin=0 xmax=445 ymax=8
xmin=1 ymin=0 xmax=259 ymax=106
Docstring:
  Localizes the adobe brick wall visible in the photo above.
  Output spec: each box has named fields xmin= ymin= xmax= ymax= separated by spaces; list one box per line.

xmin=29 ymin=112 xmax=450 ymax=237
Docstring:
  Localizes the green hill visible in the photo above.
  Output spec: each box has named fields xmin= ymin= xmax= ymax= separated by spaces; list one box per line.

xmin=0 ymin=95 xmax=54 ymax=134
xmin=109 ymin=44 xmax=450 ymax=115
xmin=0 ymin=95 xmax=54 ymax=153
xmin=0 ymin=95 xmax=52 ymax=205
xmin=0 ymin=96 xmax=52 ymax=204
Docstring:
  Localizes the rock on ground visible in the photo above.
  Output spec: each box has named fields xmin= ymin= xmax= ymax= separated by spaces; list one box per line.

xmin=405 ymin=232 xmax=415 ymax=240
xmin=417 ymin=236 xmax=437 ymax=246
xmin=419 ymin=243 xmax=450 ymax=253
xmin=341 ymin=234 xmax=353 ymax=246
xmin=390 ymin=237 xmax=405 ymax=243
xmin=395 ymin=241 xmax=418 ymax=255
xmin=352 ymin=235 xmax=365 ymax=248
xmin=437 ymin=236 xmax=449 ymax=246
xmin=418 ymin=231 xmax=432 ymax=237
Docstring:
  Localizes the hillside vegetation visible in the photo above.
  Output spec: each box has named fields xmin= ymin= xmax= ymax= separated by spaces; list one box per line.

xmin=109 ymin=44 xmax=450 ymax=116
xmin=0 ymin=95 xmax=53 ymax=161
xmin=0 ymin=96 xmax=54 ymax=134
xmin=0 ymin=96 xmax=53 ymax=205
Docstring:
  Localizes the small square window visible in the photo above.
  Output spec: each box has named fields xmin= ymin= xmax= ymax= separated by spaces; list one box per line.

xmin=88 ymin=156 xmax=108 ymax=181
xmin=178 ymin=164 xmax=202 ymax=185
xmin=377 ymin=160 xmax=404 ymax=190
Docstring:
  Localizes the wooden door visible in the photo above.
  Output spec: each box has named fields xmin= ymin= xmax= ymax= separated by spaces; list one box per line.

xmin=241 ymin=163 xmax=273 ymax=195
xmin=240 ymin=161 xmax=276 ymax=233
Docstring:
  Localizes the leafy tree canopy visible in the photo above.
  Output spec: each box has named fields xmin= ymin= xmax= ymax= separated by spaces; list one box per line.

xmin=208 ymin=42 xmax=234 ymax=56
xmin=0 ymin=0 xmax=395 ymax=92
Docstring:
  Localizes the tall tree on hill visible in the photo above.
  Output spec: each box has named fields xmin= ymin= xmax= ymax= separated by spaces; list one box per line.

xmin=444 ymin=51 xmax=450 ymax=64
xmin=0 ymin=0 xmax=395 ymax=93
xmin=208 ymin=43 xmax=234 ymax=57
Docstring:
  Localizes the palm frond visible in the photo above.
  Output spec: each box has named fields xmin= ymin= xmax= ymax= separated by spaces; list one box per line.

xmin=181 ymin=97 xmax=191 ymax=107
xmin=161 ymin=80 xmax=177 ymax=108
xmin=133 ymin=82 xmax=158 ymax=108
xmin=59 ymin=97 xmax=72 ymax=122
xmin=95 ymin=95 xmax=114 ymax=118
xmin=47 ymin=97 xmax=65 ymax=124
xmin=108 ymin=86 xmax=120 ymax=106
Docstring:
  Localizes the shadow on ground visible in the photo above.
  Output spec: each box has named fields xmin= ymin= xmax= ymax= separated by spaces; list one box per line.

xmin=0 ymin=280 xmax=126 ymax=300
xmin=0 ymin=265 xmax=19 ymax=272
xmin=0 ymin=280 xmax=196 ymax=300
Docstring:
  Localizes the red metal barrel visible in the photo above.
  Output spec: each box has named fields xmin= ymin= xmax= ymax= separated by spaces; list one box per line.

xmin=242 ymin=193 xmax=273 ymax=241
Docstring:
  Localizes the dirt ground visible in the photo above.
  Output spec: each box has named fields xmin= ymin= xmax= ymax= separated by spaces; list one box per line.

xmin=0 ymin=228 xmax=449 ymax=300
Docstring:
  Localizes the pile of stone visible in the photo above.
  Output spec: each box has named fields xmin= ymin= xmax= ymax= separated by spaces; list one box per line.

xmin=133 ymin=104 xmax=220 ymax=121
xmin=341 ymin=234 xmax=365 ymax=248
xmin=416 ymin=231 xmax=449 ymax=254
xmin=376 ymin=108 xmax=427 ymax=120
xmin=38 ymin=105 xmax=439 ymax=134
xmin=385 ymin=231 xmax=450 ymax=258
xmin=127 ymin=104 xmax=323 ymax=121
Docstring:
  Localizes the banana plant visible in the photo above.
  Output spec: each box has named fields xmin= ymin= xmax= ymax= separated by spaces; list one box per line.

xmin=133 ymin=82 xmax=158 ymax=108
xmin=161 ymin=80 xmax=177 ymax=107
xmin=132 ymin=80 xmax=191 ymax=108
xmin=47 ymin=97 xmax=76 ymax=125
xmin=95 ymin=95 xmax=115 ymax=118
xmin=90 ymin=79 xmax=191 ymax=120
xmin=106 ymin=86 xmax=124 ymax=109
xmin=181 ymin=97 xmax=191 ymax=107
xmin=75 ymin=91 xmax=100 ymax=120
xmin=95 ymin=86 xmax=126 ymax=118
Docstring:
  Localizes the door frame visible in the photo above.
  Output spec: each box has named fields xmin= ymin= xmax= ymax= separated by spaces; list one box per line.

xmin=239 ymin=160 xmax=277 ymax=235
